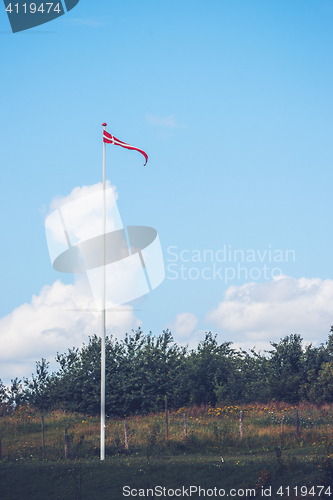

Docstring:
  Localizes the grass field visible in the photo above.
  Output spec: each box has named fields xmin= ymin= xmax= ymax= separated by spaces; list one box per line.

xmin=1 ymin=403 xmax=333 ymax=499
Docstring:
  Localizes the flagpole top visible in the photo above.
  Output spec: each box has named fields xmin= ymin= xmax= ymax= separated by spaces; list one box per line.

xmin=102 ymin=123 xmax=107 ymax=127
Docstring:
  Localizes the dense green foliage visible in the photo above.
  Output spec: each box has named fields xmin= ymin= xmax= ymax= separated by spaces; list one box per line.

xmin=1 ymin=328 xmax=333 ymax=415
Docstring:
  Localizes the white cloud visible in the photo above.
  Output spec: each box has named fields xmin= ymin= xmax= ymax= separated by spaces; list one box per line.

xmin=48 ymin=181 xmax=117 ymax=212
xmin=146 ymin=113 xmax=187 ymax=130
xmin=167 ymin=312 xmax=198 ymax=340
xmin=46 ymin=182 xmax=122 ymax=252
xmin=0 ymin=275 xmax=141 ymax=385
xmin=205 ymin=275 xmax=333 ymax=350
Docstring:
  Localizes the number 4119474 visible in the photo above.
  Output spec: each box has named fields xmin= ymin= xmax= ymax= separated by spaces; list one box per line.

xmin=6 ymin=3 xmax=61 ymax=14
xmin=276 ymin=486 xmax=331 ymax=497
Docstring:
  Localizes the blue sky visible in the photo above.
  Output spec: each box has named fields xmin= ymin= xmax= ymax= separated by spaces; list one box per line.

xmin=1 ymin=0 xmax=333 ymax=384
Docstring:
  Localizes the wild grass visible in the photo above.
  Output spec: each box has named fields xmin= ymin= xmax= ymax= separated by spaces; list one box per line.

xmin=1 ymin=403 xmax=333 ymax=499
xmin=1 ymin=402 xmax=333 ymax=461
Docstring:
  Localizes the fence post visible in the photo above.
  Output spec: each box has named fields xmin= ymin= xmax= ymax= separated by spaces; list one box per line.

xmin=41 ymin=415 xmax=45 ymax=460
xmin=281 ymin=415 xmax=284 ymax=434
xmin=64 ymin=428 xmax=68 ymax=459
xmin=165 ymin=395 xmax=169 ymax=440
xmin=183 ymin=413 xmax=187 ymax=439
xmin=124 ymin=420 xmax=129 ymax=450
xmin=239 ymin=411 xmax=243 ymax=439
xmin=296 ymin=409 xmax=299 ymax=437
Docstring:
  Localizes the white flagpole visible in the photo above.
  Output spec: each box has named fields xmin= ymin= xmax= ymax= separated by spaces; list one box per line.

xmin=101 ymin=122 xmax=107 ymax=460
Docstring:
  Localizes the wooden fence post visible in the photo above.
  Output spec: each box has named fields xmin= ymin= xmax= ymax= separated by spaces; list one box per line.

xmin=165 ymin=395 xmax=169 ymax=440
xmin=41 ymin=415 xmax=45 ymax=460
xmin=296 ymin=409 xmax=299 ymax=437
xmin=183 ymin=413 xmax=187 ymax=439
xmin=64 ymin=428 xmax=68 ymax=459
xmin=239 ymin=411 xmax=243 ymax=439
xmin=124 ymin=420 xmax=129 ymax=450
xmin=281 ymin=415 xmax=284 ymax=434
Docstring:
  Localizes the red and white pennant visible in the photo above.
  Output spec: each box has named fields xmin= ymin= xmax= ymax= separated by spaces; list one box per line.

xmin=103 ymin=129 xmax=148 ymax=166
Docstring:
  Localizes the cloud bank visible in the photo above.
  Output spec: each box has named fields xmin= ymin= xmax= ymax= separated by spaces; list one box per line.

xmin=1 ymin=275 xmax=141 ymax=361
xmin=0 ymin=276 xmax=141 ymax=385
xmin=205 ymin=275 xmax=333 ymax=349
xmin=0 ymin=182 xmax=140 ymax=385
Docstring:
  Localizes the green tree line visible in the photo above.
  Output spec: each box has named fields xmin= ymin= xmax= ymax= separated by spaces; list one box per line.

xmin=1 ymin=328 xmax=333 ymax=415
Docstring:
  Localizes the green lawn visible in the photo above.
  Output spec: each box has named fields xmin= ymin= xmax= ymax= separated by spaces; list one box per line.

xmin=0 ymin=452 xmax=330 ymax=500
